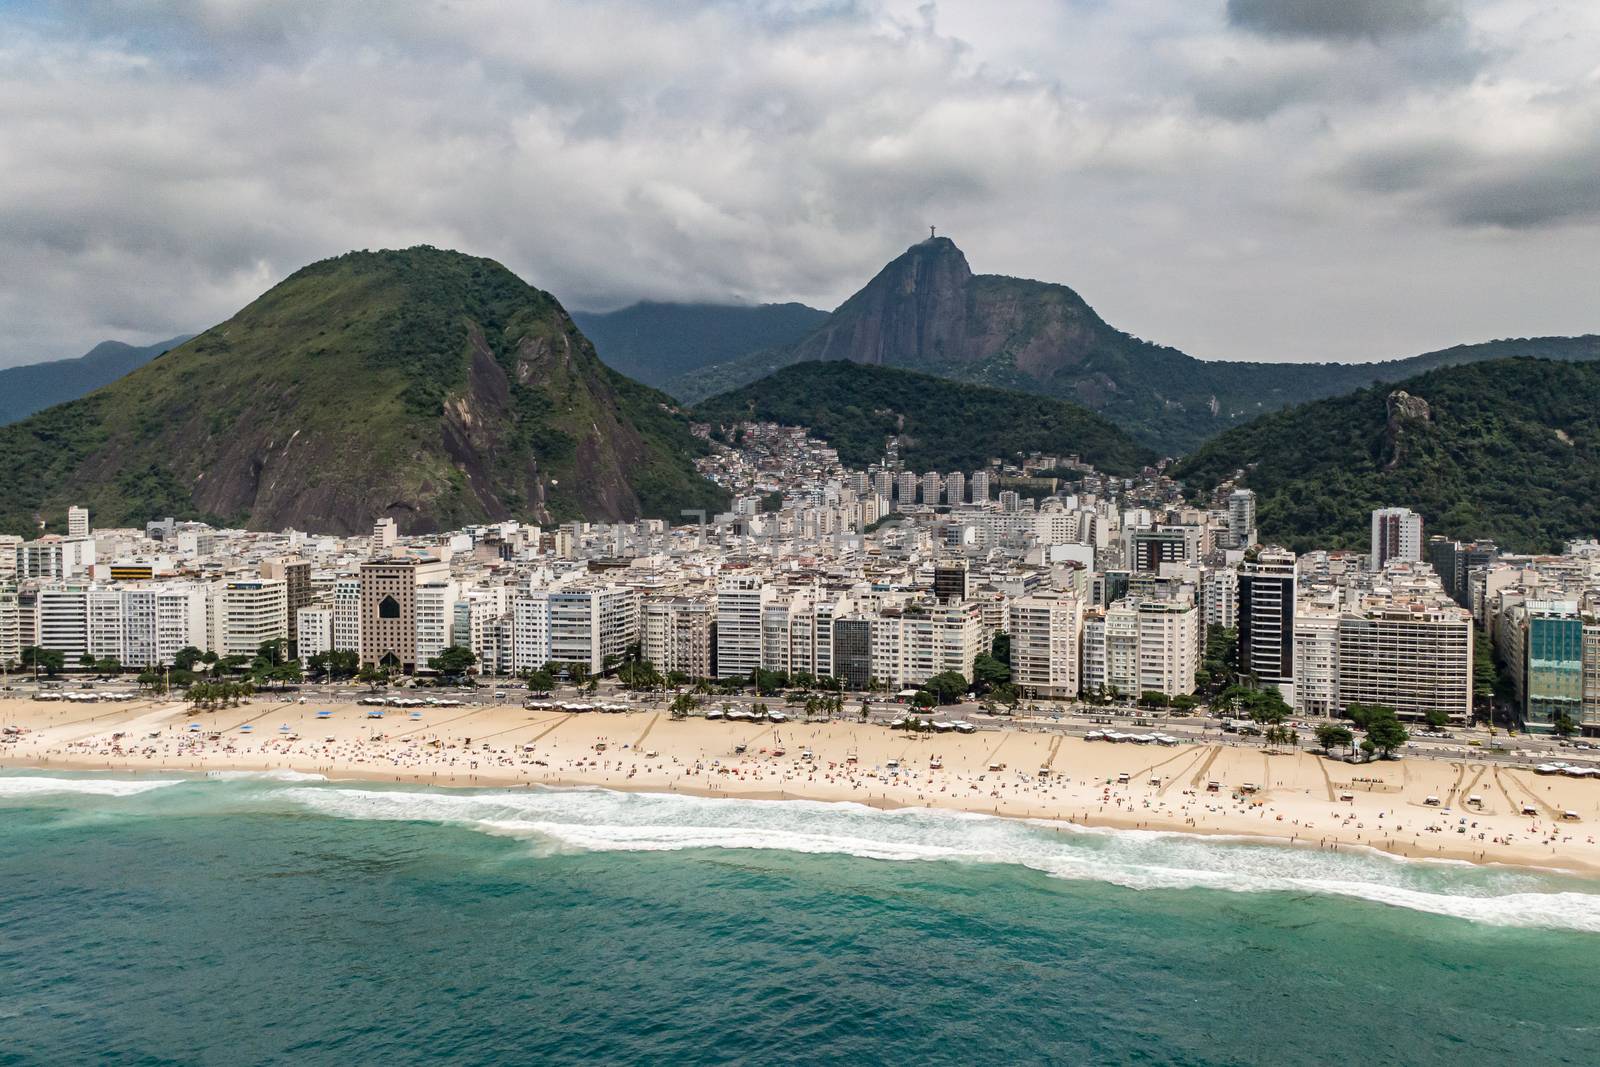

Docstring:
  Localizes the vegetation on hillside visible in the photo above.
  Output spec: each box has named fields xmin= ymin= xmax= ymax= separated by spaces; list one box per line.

xmin=695 ymin=360 xmax=1155 ymax=475
xmin=0 ymin=247 xmax=725 ymax=536
xmin=1173 ymin=358 xmax=1600 ymax=553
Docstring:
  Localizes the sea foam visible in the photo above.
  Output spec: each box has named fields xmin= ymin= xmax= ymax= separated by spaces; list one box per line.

xmin=0 ymin=775 xmax=185 ymax=798
xmin=205 ymin=769 xmax=329 ymax=782
xmin=276 ymin=784 xmax=1600 ymax=932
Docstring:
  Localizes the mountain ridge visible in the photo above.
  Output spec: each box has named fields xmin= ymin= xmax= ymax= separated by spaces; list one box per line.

xmin=572 ymin=300 xmax=826 ymax=387
xmin=663 ymin=238 xmax=1600 ymax=454
xmin=0 ymin=335 xmax=194 ymax=426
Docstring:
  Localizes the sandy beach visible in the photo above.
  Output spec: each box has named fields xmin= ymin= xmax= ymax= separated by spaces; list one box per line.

xmin=5 ymin=695 xmax=1600 ymax=875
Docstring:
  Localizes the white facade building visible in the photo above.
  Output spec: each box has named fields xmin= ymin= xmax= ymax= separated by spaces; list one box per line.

xmin=1009 ymin=592 xmax=1083 ymax=699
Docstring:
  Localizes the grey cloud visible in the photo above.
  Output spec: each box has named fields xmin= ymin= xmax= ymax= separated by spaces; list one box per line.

xmin=0 ymin=0 xmax=1597 ymax=371
xmin=1227 ymin=0 xmax=1460 ymax=42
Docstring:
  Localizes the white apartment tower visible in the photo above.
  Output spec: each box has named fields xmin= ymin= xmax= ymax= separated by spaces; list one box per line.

xmin=1226 ymin=490 xmax=1256 ymax=549
xmin=716 ymin=575 xmax=773 ymax=679
xmin=1370 ymin=507 xmax=1423 ymax=571
xmin=1009 ymin=593 xmax=1083 ymax=699
xmin=67 ymin=505 xmax=90 ymax=539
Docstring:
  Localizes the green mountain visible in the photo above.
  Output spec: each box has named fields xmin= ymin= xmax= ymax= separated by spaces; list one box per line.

xmin=0 ymin=247 xmax=726 ymax=536
xmin=695 ymin=360 xmax=1155 ymax=475
xmin=0 ymin=335 xmax=193 ymax=426
xmin=1172 ymin=358 xmax=1600 ymax=553
xmin=572 ymin=301 xmax=826 ymax=387
xmin=665 ymin=237 xmax=1600 ymax=455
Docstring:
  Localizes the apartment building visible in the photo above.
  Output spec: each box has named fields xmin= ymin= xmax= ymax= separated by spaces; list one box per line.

xmin=1238 ymin=547 xmax=1296 ymax=692
xmin=716 ymin=575 xmax=773 ymax=679
xmin=1008 ymin=592 xmax=1083 ymax=699
xmin=297 ymin=607 xmax=335 ymax=660
xmin=642 ymin=597 xmax=713 ymax=680
xmin=1370 ymin=507 xmax=1423 ymax=570
xmin=1335 ymin=601 xmax=1473 ymax=723
xmin=210 ymin=578 xmax=288 ymax=659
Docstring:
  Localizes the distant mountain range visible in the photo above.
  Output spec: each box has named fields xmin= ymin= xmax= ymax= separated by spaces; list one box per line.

xmin=0 ymin=247 xmax=725 ymax=536
xmin=573 ymin=301 xmax=826 ymax=388
xmin=0 ymin=336 xmax=193 ymax=426
xmin=1173 ymin=357 xmax=1600 ymax=554
xmin=694 ymin=360 xmax=1155 ymax=476
xmin=668 ymin=237 xmax=1600 ymax=455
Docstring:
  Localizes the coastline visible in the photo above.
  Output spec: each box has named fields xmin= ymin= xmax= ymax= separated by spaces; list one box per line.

xmin=6 ymin=696 xmax=1600 ymax=877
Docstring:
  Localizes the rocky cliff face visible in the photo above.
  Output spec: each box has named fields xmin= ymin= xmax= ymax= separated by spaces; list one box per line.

xmin=0 ymin=247 xmax=726 ymax=536
xmin=794 ymin=237 xmax=974 ymax=366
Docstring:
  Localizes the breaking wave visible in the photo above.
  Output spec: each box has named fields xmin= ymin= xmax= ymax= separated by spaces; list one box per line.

xmin=0 ymin=775 xmax=185 ymax=799
xmin=276 ymin=784 xmax=1600 ymax=933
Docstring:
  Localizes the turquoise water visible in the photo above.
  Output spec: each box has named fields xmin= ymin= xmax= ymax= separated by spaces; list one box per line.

xmin=3 ymin=773 xmax=1600 ymax=1065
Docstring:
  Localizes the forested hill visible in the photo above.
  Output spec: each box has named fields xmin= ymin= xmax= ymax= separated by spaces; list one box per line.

xmin=0 ymin=247 xmax=726 ymax=536
xmin=695 ymin=360 xmax=1156 ymax=476
xmin=572 ymin=301 xmax=826 ymax=387
xmin=1172 ymin=358 xmax=1600 ymax=553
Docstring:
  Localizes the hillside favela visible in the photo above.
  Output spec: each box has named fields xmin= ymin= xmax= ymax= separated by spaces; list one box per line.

xmin=5 ymin=3 xmax=1600 ymax=1065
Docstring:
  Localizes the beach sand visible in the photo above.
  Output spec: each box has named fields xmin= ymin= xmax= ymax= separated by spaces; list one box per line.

xmin=5 ymin=696 xmax=1599 ymax=875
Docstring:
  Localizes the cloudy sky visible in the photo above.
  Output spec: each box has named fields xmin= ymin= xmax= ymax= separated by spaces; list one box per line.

xmin=2 ymin=0 xmax=1597 ymax=369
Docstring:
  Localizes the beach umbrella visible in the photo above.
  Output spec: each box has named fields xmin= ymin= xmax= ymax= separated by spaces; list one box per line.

xmin=316 ymin=710 xmax=332 ymax=719
xmin=188 ymin=723 xmax=201 ymax=732
xmin=279 ymin=724 xmax=291 ymax=732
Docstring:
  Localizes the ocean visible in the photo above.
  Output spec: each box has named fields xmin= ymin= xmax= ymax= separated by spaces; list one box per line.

xmin=3 ymin=771 xmax=1598 ymax=1066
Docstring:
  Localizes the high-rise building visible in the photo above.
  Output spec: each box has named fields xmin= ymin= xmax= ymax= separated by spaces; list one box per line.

xmin=969 ymin=471 xmax=991 ymax=505
xmin=297 ymin=607 xmax=335 ymax=660
xmin=932 ymin=561 xmax=969 ymax=602
xmin=332 ymin=577 xmax=362 ymax=656
xmin=998 ymin=490 xmax=1021 ymax=512
xmin=1238 ymin=547 xmax=1296 ymax=689
xmin=921 ymin=471 xmax=942 ymax=506
xmin=716 ymin=575 xmax=773 ymax=679
xmin=1201 ymin=567 xmax=1238 ymax=629
xmin=642 ymin=598 xmax=713 ymax=680
xmin=0 ymin=583 xmax=19 ymax=669
xmin=1291 ymin=606 xmax=1339 ymax=716
xmin=831 ymin=618 xmax=872 ymax=690
xmin=359 ymin=557 xmax=446 ymax=672
xmin=415 ymin=571 xmax=460 ymax=665
xmin=372 ymin=517 xmax=398 ymax=553
xmin=1130 ymin=528 xmax=1189 ymax=574
xmin=1336 ymin=601 xmax=1473 ymax=723
xmin=67 ymin=505 xmax=90 ymax=539
xmin=260 ymin=557 xmax=312 ymax=649
xmin=1226 ymin=490 xmax=1256 ymax=549
xmin=17 ymin=536 xmax=96 ymax=580
xmin=210 ymin=578 xmax=288 ymax=659
xmin=1370 ymin=507 xmax=1423 ymax=570
xmin=1009 ymin=592 xmax=1082 ymax=698
xmin=1426 ymin=536 xmax=1499 ymax=606
xmin=867 ymin=599 xmax=982 ymax=690
xmin=945 ymin=472 xmax=965 ymax=506
xmin=896 ymin=471 xmax=919 ymax=507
